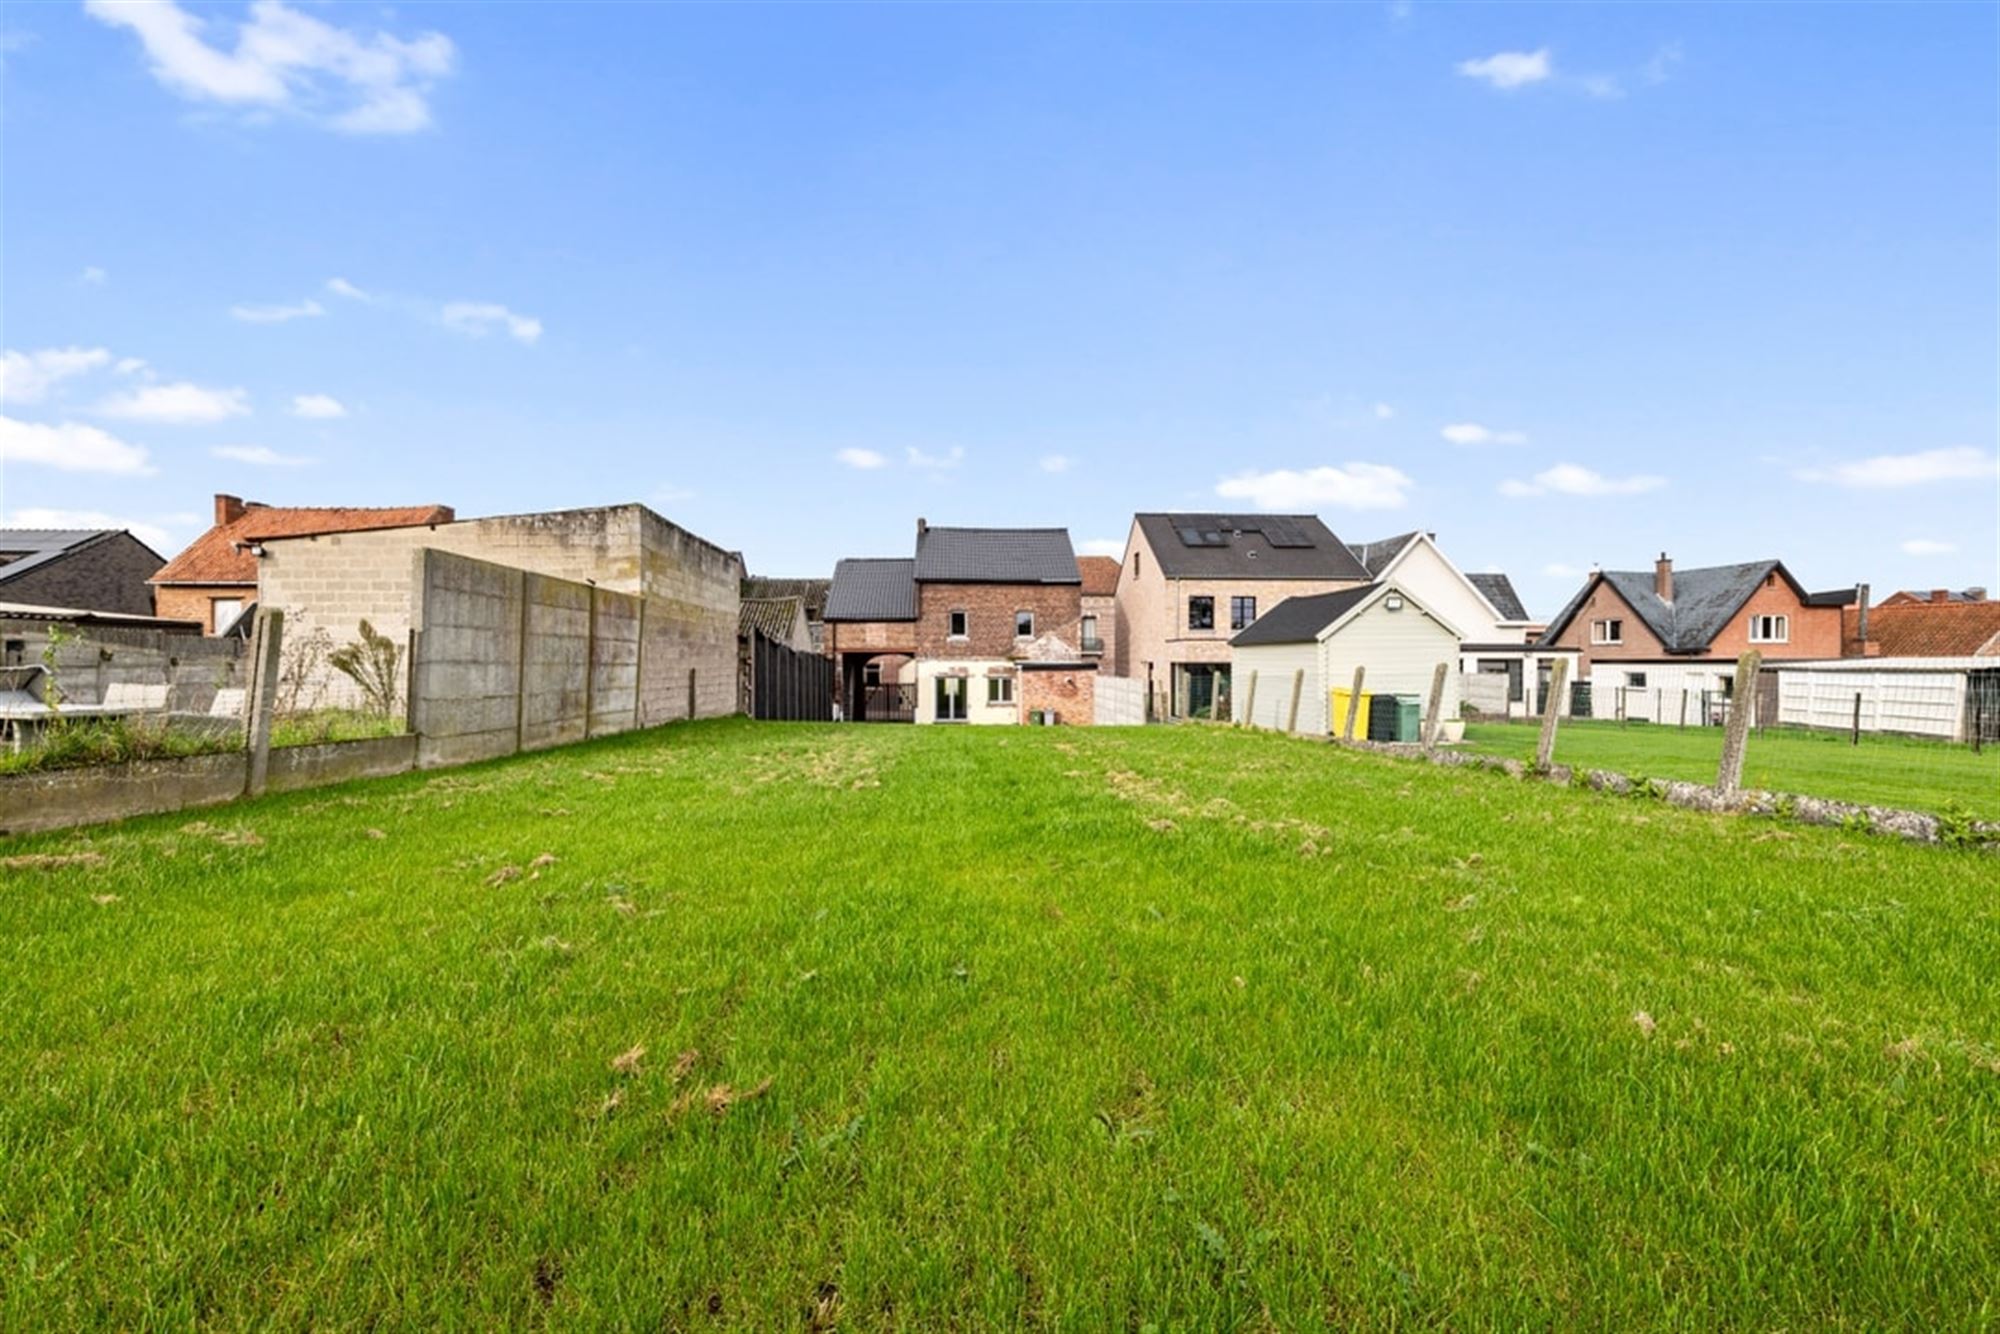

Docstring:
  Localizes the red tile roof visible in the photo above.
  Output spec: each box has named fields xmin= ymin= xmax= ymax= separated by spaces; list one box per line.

xmin=152 ymin=503 xmax=455 ymax=585
xmin=1847 ymin=601 xmax=2000 ymax=658
xmin=1077 ymin=555 xmax=1121 ymax=597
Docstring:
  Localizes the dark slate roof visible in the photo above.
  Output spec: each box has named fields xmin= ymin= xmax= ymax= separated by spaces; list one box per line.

xmin=1137 ymin=513 xmax=1369 ymax=581
xmin=742 ymin=576 xmax=830 ymax=615
xmin=1540 ymin=560 xmax=1805 ymax=654
xmin=1804 ymin=587 xmax=1859 ymax=607
xmin=1230 ymin=584 xmax=1381 ymax=647
xmin=1346 ymin=532 xmax=1419 ymax=577
xmin=914 ymin=527 xmax=1078 ymax=584
xmin=739 ymin=596 xmax=805 ymax=640
xmin=824 ymin=558 xmax=917 ymax=621
xmin=1468 ymin=572 xmax=1530 ymax=622
xmin=0 ymin=530 xmax=129 ymax=585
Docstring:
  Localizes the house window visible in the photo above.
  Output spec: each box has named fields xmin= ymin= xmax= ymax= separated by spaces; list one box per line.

xmin=1591 ymin=619 xmax=1623 ymax=645
xmin=1015 ymin=610 xmax=1034 ymax=639
xmin=1080 ymin=614 xmax=1100 ymax=649
xmin=1133 ymin=551 xmax=1142 ymax=578
xmin=211 ymin=597 xmax=244 ymax=634
xmin=948 ymin=609 xmax=968 ymax=639
xmin=1748 ymin=614 xmax=1789 ymax=643
xmin=987 ymin=675 xmax=1014 ymax=705
xmin=1626 ymin=671 xmax=1648 ymax=688
xmin=863 ymin=660 xmax=882 ymax=687
xmin=1188 ymin=596 xmax=1214 ymax=631
xmin=1230 ymin=596 xmax=1257 ymax=630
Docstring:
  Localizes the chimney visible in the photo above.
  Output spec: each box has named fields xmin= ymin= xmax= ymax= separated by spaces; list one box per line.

xmin=1654 ymin=552 xmax=1673 ymax=602
xmin=916 ymin=517 xmax=928 ymax=537
xmin=214 ymin=494 xmax=246 ymax=527
xmin=1855 ymin=583 xmax=1870 ymax=646
xmin=1931 ymin=589 xmax=1950 ymax=604
xmin=1968 ymin=587 xmax=1988 ymax=601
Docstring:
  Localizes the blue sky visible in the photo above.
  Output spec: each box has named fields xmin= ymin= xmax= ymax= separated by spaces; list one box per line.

xmin=2 ymin=1 xmax=1994 ymax=616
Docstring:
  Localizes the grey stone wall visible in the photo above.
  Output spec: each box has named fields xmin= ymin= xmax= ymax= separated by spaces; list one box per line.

xmin=1 ymin=617 xmax=244 ymax=712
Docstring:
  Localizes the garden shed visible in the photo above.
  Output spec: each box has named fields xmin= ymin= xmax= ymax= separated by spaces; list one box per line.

xmin=1230 ymin=582 xmax=1462 ymax=735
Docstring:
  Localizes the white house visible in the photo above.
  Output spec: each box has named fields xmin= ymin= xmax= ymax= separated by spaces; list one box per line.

xmin=1230 ymin=582 xmax=1463 ymax=737
xmin=1346 ymin=531 xmax=1576 ymax=717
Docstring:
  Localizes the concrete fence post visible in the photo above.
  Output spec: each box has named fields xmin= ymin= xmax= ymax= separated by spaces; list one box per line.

xmin=243 ymin=609 xmax=284 ymax=798
xmin=1342 ymin=666 xmax=1365 ymax=741
xmin=1421 ymin=661 xmax=1450 ymax=751
xmin=1286 ymin=669 xmax=1304 ymax=734
xmin=1241 ymin=671 xmax=1258 ymax=729
xmin=584 ymin=585 xmax=599 ymax=739
xmin=513 ymin=569 xmax=530 ymax=756
xmin=1535 ymin=657 xmax=1570 ymax=770
xmin=1715 ymin=650 xmax=1763 ymax=798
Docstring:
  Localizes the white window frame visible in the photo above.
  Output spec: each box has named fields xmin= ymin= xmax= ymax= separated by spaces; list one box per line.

xmin=1748 ymin=614 xmax=1789 ymax=644
xmin=947 ymin=609 xmax=968 ymax=640
xmin=1591 ymin=618 xmax=1623 ymax=645
xmin=986 ymin=675 xmax=1014 ymax=705
xmin=1014 ymin=610 xmax=1034 ymax=640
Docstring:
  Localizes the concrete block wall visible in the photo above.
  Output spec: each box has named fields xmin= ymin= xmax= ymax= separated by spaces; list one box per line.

xmin=1 ymin=618 xmax=245 ymax=712
xmin=521 ymin=572 xmax=591 ymax=751
xmin=409 ymin=550 xmax=524 ymax=768
xmin=589 ymin=589 xmax=642 ymax=735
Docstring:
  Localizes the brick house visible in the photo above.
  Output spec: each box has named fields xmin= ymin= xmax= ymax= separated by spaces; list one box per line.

xmin=151 ymin=494 xmax=454 ymax=635
xmin=0 ymin=528 xmax=165 ymax=617
xmin=1077 ymin=555 xmax=1118 ymax=666
xmin=1539 ymin=555 xmax=1857 ymax=709
xmin=1112 ymin=513 xmax=1371 ymax=720
xmin=825 ymin=521 xmax=1088 ymax=723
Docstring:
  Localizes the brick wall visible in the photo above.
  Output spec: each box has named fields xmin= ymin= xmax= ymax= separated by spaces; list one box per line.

xmin=1543 ymin=582 xmax=1670 ymax=676
xmin=914 ymin=582 xmax=1081 ymax=658
xmin=152 ymin=585 xmax=251 ymax=631
xmin=1020 ymin=664 xmax=1096 ymax=725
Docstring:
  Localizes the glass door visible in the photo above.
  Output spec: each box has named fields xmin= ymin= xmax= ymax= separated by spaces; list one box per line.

xmin=934 ymin=675 xmax=968 ymax=722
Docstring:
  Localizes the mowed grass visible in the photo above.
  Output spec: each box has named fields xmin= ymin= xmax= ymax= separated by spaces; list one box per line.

xmin=3 ymin=719 xmax=1997 ymax=1328
xmin=1464 ymin=718 xmax=2000 ymax=820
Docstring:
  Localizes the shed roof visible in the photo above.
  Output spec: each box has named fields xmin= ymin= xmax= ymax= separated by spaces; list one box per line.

xmin=739 ymin=596 xmax=806 ymax=640
xmin=1136 ymin=513 xmax=1368 ymax=581
xmin=824 ymin=558 xmax=917 ymax=621
xmin=1230 ymin=584 xmax=1380 ymax=646
xmin=914 ymin=527 xmax=1078 ymax=584
xmin=153 ymin=503 xmax=453 ymax=586
xmin=1849 ymin=600 xmax=2000 ymax=657
xmin=742 ymin=576 xmax=830 ymax=615
xmin=0 ymin=529 xmax=154 ymax=585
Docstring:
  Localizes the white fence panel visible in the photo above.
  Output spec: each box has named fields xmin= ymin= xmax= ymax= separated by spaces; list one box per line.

xmin=1094 ymin=675 xmax=1146 ymax=726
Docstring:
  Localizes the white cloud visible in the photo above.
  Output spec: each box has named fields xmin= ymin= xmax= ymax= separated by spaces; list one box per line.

xmin=0 ymin=416 xmax=155 ymax=475
xmin=231 ymin=297 xmax=324 ymax=323
xmin=835 ymin=448 xmax=888 ymax=470
xmin=1373 ymin=402 xmax=1395 ymax=420
xmin=325 ymin=276 xmax=370 ymax=301
xmin=0 ymin=346 xmax=112 ymax=404
xmin=212 ymin=443 xmax=312 ymax=467
xmin=1078 ymin=538 xmax=1127 ymax=558
xmin=440 ymin=302 xmax=543 ymax=344
xmin=1039 ymin=454 xmax=1073 ymax=474
xmin=1641 ymin=42 xmax=1683 ymax=86
xmin=2 ymin=507 xmax=194 ymax=552
xmin=1215 ymin=462 xmax=1414 ymax=511
xmin=114 ymin=357 xmax=148 ymax=375
xmin=96 ymin=380 xmax=250 ymax=424
xmin=1457 ymin=48 xmax=1553 ymax=91
xmin=1442 ymin=422 xmax=1527 ymax=446
xmin=1901 ymin=539 xmax=1957 ymax=557
xmin=84 ymin=0 xmax=455 ymax=135
xmin=1796 ymin=447 xmax=1999 ymax=489
xmin=81 ymin=266 xmax=108 ymax=286
xmin=906 ymin=445 xmax=965 ymax=470
xmin=290 ymin=392 xmax=346 ymax=419
xmin=1500 ymin=463 xmax=1665 ymax=498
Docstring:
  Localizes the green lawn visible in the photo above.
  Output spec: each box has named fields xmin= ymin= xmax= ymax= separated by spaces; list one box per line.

xmin=1464 ymin=718 xmax=2000 ymax=820
xmin=3 ymin=719 xmax=1996 ymax=1327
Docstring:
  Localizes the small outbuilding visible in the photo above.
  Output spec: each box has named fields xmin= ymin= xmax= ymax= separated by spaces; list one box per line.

xmin=1230 ymin=582 xmax=1463 ymax=735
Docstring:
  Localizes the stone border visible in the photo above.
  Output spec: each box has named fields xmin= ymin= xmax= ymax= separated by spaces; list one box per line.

xmin=1336 ymin=738 xmax=2000 ymax=851
xmin=0 ymin=734 xmax=418 ymax=837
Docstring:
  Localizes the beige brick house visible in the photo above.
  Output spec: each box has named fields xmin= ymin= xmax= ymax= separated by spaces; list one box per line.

xmin=1112 ymin=513 xmax=1371 ymax=719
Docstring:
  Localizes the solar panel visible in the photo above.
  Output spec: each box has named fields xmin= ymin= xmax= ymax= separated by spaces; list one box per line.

xmin=1260 ymin=518 xmax=1315 ymax=548
xmin=1177 ymin=526 xmax=1227 ymax=547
